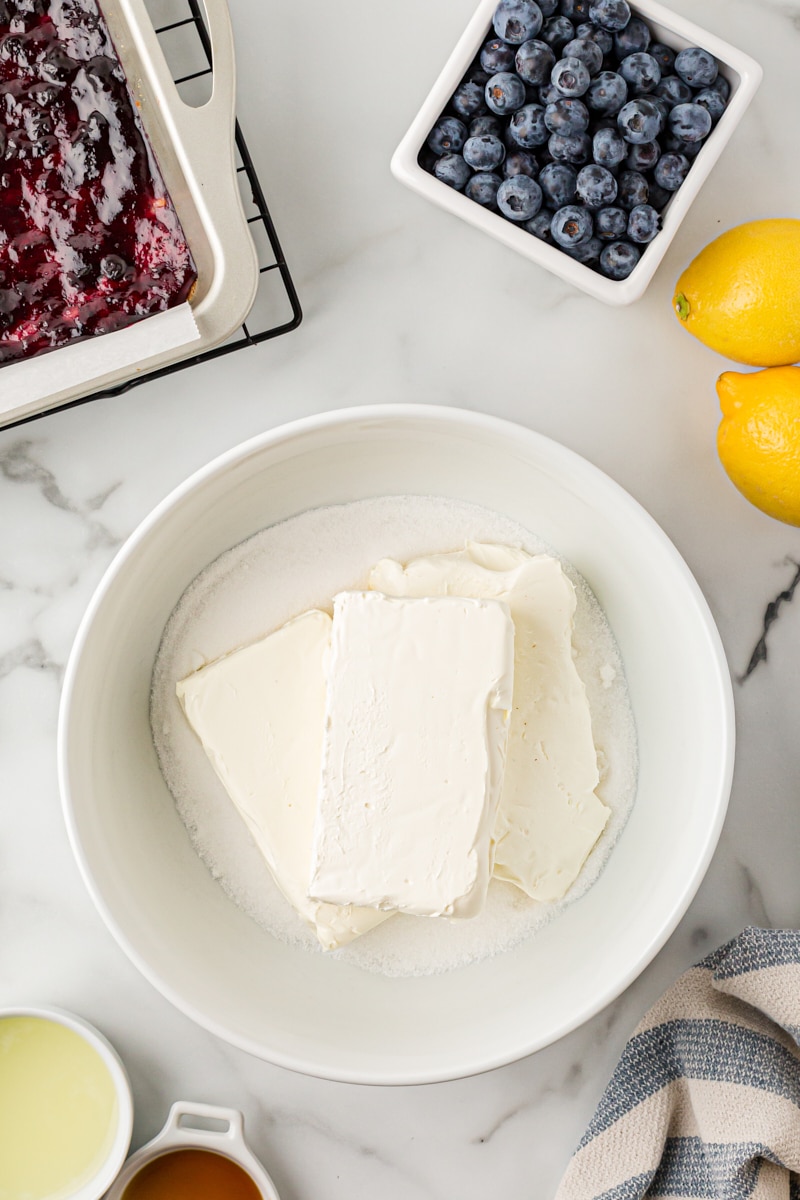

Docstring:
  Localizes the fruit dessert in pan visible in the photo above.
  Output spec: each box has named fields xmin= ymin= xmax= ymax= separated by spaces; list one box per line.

xmin=0 ymin=0 xmax=197 ymax=366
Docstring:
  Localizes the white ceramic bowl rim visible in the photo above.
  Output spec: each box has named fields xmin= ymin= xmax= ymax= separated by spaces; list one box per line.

xmin=58 ymin=404 xmax=735 ymax=1084
xmin=0 ymin=1005 xmax=134 ymax=1198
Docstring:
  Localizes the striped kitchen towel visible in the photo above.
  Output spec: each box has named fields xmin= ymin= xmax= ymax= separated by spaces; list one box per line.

xmin=556 ymin=928 xmax=800 ymax=1200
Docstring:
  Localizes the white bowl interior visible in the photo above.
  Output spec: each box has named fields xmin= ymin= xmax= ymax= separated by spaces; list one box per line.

xmin=60 ymin=408 xmax=733 ymax=1083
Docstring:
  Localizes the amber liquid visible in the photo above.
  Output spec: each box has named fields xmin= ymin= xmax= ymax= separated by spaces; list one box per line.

xmin=122 ymin=1149 xmax=263 ymax=1200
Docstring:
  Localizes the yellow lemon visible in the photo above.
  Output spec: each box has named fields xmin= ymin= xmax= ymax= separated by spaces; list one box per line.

xmin=716 ymin=366 xmax=800 ymax=525
xmin=674 ymin=218 xmax=800 ymax=367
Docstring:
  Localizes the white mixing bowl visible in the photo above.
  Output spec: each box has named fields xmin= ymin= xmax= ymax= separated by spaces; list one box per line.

xmin=58 ymin=406 xmax=734 ymax=1084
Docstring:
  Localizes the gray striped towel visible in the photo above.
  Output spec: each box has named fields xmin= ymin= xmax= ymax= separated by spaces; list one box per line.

xmin=556 ymin=928 xmax=800 ymax=1200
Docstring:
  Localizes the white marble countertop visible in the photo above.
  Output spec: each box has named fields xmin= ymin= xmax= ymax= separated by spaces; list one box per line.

xmin=2 ymin=0 xmax=800 ymax=1195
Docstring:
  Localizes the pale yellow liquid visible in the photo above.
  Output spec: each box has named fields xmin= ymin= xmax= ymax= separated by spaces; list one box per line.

xmin=0 ymin=1015 xmax=119 ymax=1200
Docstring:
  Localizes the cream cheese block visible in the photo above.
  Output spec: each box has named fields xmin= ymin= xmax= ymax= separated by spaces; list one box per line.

xmin=370 ymin=544 xmax=610 ymax=903
xmin=308 ymin=591 xmax=515 ymax=918
xmin=176 ymin=610 xmax=389 ymax=951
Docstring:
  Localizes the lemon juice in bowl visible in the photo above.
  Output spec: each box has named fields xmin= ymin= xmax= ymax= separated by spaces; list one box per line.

xmin=0 ymin=1009 xmax=132 ymax=1200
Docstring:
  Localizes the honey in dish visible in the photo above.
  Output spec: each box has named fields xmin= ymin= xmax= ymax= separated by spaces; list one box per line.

xmin=122 ymin=1149 xmax=263 ymax=1200
xmin=0 ymin=1014 xmax=119 ymax=1200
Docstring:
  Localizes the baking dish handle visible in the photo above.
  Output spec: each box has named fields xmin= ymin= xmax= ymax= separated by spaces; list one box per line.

xmin=115 ymin=0 xmax=259 ymax=320
xmin=118 ymin=0 xmax=238 ymax=152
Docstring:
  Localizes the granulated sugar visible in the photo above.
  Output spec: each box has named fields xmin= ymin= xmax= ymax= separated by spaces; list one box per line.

xmin=150 ymin=495 xmax=638 ymax=977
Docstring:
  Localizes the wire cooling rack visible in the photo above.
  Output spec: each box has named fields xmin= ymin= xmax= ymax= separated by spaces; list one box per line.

xmin=96 ymin=0 xmax=302 ymax=391
xmin=7 ymin=0 xmax=301 ymax=429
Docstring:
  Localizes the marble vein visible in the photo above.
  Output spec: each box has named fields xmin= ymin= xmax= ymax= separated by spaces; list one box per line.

xmin=0 ymin=637 xmax=62 ymax=682
xmin=241 ymin=1098 xmax=446 ymax=1200
xmin=737 ymin=861 xmax=773 ymax=929
xmin=0 ymin=439 xmax=121 ymax=545
xmin=740 ymin=559 xmax=800 ymax=682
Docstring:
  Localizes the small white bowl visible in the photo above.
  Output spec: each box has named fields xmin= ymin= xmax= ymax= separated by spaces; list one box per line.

xmin=58 ymin=406 xmax=734 ymax=1084
xmin=391 ymin=0 xmax=762 ymax=305
xmin=0 ymin=1006 xmax=133 ymax=1200
xmin=105 ymin=1101 xmax=280 ymax=1200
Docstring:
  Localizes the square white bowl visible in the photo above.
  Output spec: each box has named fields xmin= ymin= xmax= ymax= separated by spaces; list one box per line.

xmin=391 ymin=0 xmax=762 ymax=305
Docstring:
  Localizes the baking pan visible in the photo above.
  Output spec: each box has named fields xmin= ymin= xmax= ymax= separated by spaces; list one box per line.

xmin=2 ymin=0 xmax=259 ymax=425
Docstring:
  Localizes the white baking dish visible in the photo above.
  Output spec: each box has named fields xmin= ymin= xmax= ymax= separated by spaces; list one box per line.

xmin=391 ymin=0 xmax=762 ymax=306
xmin=1 ymin=0 xmax=259 ymax=425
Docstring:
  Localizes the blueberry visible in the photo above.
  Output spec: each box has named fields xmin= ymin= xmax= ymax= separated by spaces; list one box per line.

xmin=560 ymin=0 xmax=591 ymax=20
xmin=538 ymin=82 xmax=562 ymax=105
xmin=515 ymin=38 xmax=556 ymax=85
xmin=576 ymin=163 xmax=618 ymax=208
xmin=540 ymin=15 xmax=575 ymax=49
xmin=544 ymin=97 xmax=590 ymax=135
xmin=649 ymin=43 xmax=675 ymax=73
xmin=694 ymin=87 xmax=727 ymax=124
xmin=613 ymin=17 xmax=651 ymax=58
xmin=493 ymin=0 xmax=544 ymax=43
xmin=469 ymin=115 xmax=502 ymax=137
xmin=480 ymin=37 xmax=516 ymax=74
xmin=627 ymin=203 xmax=660 ymax=243
xmin=709 ymin=74 xmax=731 ymax=101
xmin=619 ymin=52 xmax=661 ymax=95
xmin=588 ymin=0 xmax=631 ymax=32
xmin=548 ymin=131 xmax=591 ymax=164
xmin=564 ymin=235 xmax=603 ymax=264
xmin=662 ymin=133 xmax=703 ymax=159
xmin=551 ymin=55 xmax=591 ymax=97
xmin=674 ymin=46 xmax=718 ymax=88
xmin=464 ymin=133 xmax=506 ymax=170
xmin=497 ymin=174 xmax=544 ymax=219
xmin=599 ymin=239 xmax=640 ymax=278
xmin=653 ymin=151 xmax=690 ymax=190
xmin=525 ymin=208 xmax=556 ymax=239
xmin=418 ymin=146 xmax=439 ymax=173
xmin=647 ymin=182 xmax=672 ymax=211
xmin=504 ymin=121 xmax=521 ymax=150
xmin=624 ymin=139 xmax=660 ymax=171
xmin=485 ymin=72 xmax=528 ymax=115
xmin=575 ymin=22 xmax=613 ymax=56
xmin=465 ymin=171 xmax=503 ymax=207
xmin=562 ymin=36 xmax=604 ymax=74
xmin=595 ymin=205 xmax=628 ymax=238
xmin=593 ymin=125 xmax=626 ymax=166
xmin=508 ymin=102 xmax=549 ymax=146
xmin=100 ymin=254 xmax=127 ymax=280
xmin=536 ymin=0 xmax=559 ymax=13
xmin=427 ymin=116 xmax=468 ymax=155
xmin=504 ymin=149 xmax=539 ymax=177
xmin=452 ymin=78 xmax=487 ymax=120
xmin=586 ymin=70 xmax=628 ymax=113
xmin=668 ymin=102 xmax=712 ymax=143
xmin=648 ymin=97 xmax=670 ymax=126
xmin=617 ymin=98 xmax=663 ymax=143
xmin=551 ymin=204 xmax=593 ymax=246
xmin=653 ymin=75 xmax=693 ymax=109
xmin=539 ymin=161 xmax=578 ymax=206
xmin=617 ymin=168 xmax=649 ymax=209
xmin=433 ymin=153 xmax=472 ymax=190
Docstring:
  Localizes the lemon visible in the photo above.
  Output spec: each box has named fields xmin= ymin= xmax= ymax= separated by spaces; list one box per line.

xmin=674 ymin=218 xmax=800 ymax=367
xmin=716 ymin=366 xmax=800 ymax=525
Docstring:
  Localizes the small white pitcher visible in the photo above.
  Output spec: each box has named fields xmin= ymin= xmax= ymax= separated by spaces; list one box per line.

xmin=104 ymin=1101 xmax=281 ymax=1199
